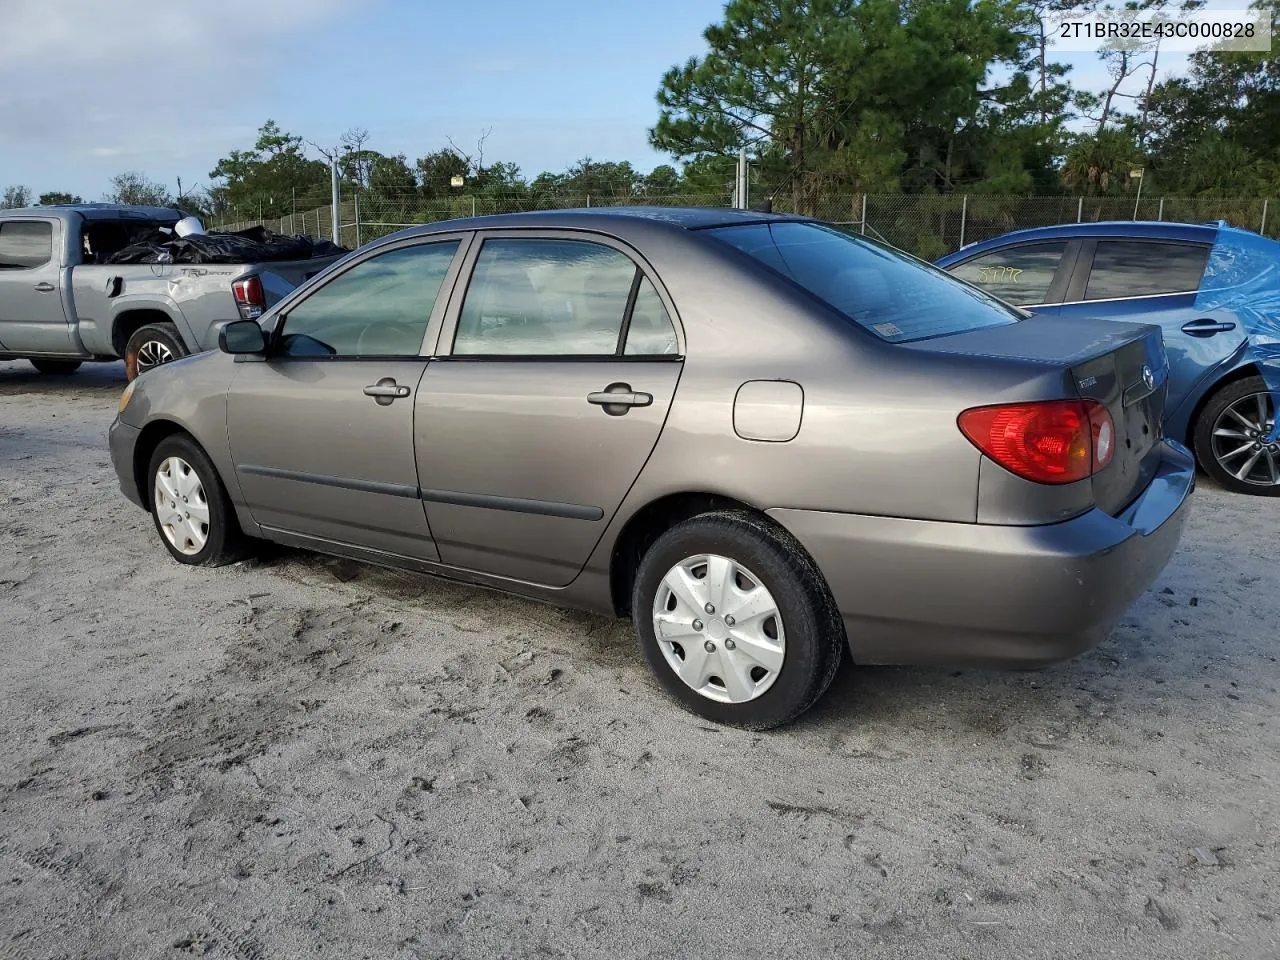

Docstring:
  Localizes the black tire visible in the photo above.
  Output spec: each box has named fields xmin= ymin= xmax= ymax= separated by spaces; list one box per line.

xmin=29 ymin=359 xmax=82 ymax=375
xmin=1193 ymin=375 xmax=1280 ymax=496
xmin=147 ymin=434 xmax=251 ymax=566
xmin=125 ymin=322 xmax=187 ymax=381
xmin=631 ymin=510 xmax=845 ymax=730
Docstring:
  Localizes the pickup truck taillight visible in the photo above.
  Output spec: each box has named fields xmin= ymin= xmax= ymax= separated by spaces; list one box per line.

xmin=958 ymin=400 xmax=1115 ymax=484
xmin=231 ymin=276 xmax=265 ymax=320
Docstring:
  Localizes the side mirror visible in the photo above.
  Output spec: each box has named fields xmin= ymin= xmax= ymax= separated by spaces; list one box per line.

xmin=218 ymin=319 xmax=266 ymax=355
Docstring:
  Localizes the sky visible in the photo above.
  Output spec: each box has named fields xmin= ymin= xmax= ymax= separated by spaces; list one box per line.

xmin=0 ymin=0 xmax=1224 ymax=201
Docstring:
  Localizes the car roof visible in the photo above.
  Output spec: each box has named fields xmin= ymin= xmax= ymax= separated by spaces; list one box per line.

xmin=0 ymin=203 xmax=185 ymax=221
xmin=376 ymin=206 xmax=807 ymax=243
xmin=937 ymin=220 xmax=1227 ymax=265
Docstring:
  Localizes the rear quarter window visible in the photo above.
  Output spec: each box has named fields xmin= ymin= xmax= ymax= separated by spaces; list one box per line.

xmin=706 ymin=221 xmax=1020 ymax=343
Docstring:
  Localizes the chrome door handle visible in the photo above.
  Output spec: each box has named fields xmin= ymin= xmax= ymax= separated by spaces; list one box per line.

xmin=587 ymin=383 xmax=653 ymax=413
xmin=1181 ymin=318 xmax=1236 ymax=336
xmin=363 ymin=378 xmax=411 ymax=406
xmin=33 ymin=282 xmax=55 ymax=293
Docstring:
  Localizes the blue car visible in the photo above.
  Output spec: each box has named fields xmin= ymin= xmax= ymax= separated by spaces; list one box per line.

xmin=938 ymin=221 xmax=1280 ymax=495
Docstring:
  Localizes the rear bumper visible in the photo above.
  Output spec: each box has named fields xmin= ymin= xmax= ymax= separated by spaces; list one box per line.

xmin=767 ymin=440 xmax=1195 ymax=667
xmin=109 ymin=418 xmax=145 ymax=510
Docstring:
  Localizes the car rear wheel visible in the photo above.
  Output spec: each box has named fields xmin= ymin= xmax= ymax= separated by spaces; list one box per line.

xmin=29 ymin=359 xmax=82 ymax=375
xmin=125 ymin=323 xmax=187 ymax=381
xmin=631 ymin=510 xmax=844 ymax=729
xmin=1194 ymin=376 xmax=1280 ymax=495
xmin=147 ymin=434 xmax=250 ymax=566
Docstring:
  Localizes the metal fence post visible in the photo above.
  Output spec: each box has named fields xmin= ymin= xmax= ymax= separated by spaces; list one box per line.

xmin=959 ymin=195 xmax=968 ymax=249
xmin=1262 ymin=199 xmax=1270 ymax=235
xmin=472 ymin=197 xmax=477 ymax=218
xmin=860 ymin=194 xmax=867 ymax=235
xmin=1077 ymin=197 xmax=1083 ymax=223
xmin=1158 ymin=198 xmax=1164 ymax=221
xmin=354 ymin=193 xmax=361 ymax=248
xmin=586 ymin=194 xmax=591 ymax=208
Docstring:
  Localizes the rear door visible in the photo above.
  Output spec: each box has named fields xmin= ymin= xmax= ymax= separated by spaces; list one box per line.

xmin=228 ymin=234 xmax=468 ymax=560
xmin=946 ymin=239 xmax=1077 ymax=313
xmin=415 ymin=231 xmax=683 ymax=587
xmin=1053 ymin=238 xmax=1244 ymax=416
xmin=0 ymin=218 xmax=72 ymax=353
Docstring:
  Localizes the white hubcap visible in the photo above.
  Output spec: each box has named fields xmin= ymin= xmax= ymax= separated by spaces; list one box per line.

xmin=154 ymin=457 xmax=210 ymax=555
xmin=653 ymin=554 xmax=785 ymax=704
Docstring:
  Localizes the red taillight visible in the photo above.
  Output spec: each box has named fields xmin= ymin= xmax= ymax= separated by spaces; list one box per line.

xmin=232 ymin=276 xmax=265 ymax=319
xmin=958 ymin=399 xmax=1115 ymax=484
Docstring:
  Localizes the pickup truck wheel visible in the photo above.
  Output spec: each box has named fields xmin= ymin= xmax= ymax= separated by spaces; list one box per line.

xmin=148 ymin=434 xmax=250 ymax=566
xmin=29 ymin=360 xmax=82 ymax=375
xmin=631 ymin=510 xmax=845 ymax=730
xmin=125 ymin=323 xmax=187 ymax=380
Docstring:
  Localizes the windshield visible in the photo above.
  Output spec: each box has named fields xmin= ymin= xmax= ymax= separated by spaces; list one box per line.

xmin=706 ymin=221 xmax=1021 ymax=343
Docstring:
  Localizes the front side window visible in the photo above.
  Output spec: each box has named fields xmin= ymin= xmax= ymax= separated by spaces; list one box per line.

xmin=277 ymin=240 xmax=459 ymax=358
xmin=948 ymin=241 xmax=1067 ymax=306
xmin=453 ymin=238 xmax=678 ymax=356
xmin=1084 ymin=240 xmax=1210 ymax=301
xmin=707 ymin=221 xmax=1019 ymax=343
xmin=0 ymin=221 xmax=54 ymax=269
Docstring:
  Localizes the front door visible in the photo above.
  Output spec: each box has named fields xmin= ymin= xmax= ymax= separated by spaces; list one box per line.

xmin=227 ymin=236 xmax=467 ymax=560
xmin=0 ymin=218 xmax=73 ymax=354
xmin=416 ymin=233 xmax=683 ymax=586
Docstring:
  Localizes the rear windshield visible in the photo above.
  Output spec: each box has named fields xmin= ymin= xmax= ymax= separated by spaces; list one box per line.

xmin=705 ymin=221 xmax=1021 ymax=343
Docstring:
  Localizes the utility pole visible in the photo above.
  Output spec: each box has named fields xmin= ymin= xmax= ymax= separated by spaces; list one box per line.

xmin=330 ymin=158 xmax=340 ymax=243
xmin=308 ymin=137 xmax=345 ymax=243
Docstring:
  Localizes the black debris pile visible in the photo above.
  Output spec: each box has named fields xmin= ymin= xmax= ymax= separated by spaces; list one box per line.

xmin=107 ymin=225 xmax=348 ymax=265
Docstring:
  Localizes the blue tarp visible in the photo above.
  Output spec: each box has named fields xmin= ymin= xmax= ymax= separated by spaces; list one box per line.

xmin=1194 ymin=227 xmax=1280 ymax=440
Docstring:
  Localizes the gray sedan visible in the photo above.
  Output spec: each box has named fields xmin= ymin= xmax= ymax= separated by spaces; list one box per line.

xmin=109 ymin=208 xmax=1194 ymax=728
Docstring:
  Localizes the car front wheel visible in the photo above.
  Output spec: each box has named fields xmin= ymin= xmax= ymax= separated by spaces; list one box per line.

xmin=1194 ymin=375 xmax=1280 ymax=495
xmin=631 ymin=510 xmax=844 ymax=729
xmin=147 ymin=434 xmax=250 ymax=566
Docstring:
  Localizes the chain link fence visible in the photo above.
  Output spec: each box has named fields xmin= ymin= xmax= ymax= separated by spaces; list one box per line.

xmin=215 ymin=192 xmax=1278 ymax=258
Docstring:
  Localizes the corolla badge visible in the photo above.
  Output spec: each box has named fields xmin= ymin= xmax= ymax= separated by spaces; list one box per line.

xmin=1142 ymin=364 xmax=1155 ymax=391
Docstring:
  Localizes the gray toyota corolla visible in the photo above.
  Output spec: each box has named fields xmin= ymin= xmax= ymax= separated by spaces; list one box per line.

xmin=110 ymin=208 xmax=1194 ymax=728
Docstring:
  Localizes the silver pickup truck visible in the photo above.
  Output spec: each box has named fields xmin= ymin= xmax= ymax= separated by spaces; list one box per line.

xmin=0 ymin=203 xmax=345 ymax=379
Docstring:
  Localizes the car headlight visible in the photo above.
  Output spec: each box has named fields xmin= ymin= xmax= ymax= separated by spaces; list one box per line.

xmin=118 ymin=380 xmax=137 ymax=414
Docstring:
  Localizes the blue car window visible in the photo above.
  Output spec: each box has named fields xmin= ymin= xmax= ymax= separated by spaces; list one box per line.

xmin=707 ymin=221 xmax=1019 ymax=343
xmin=1084 ymin=241 xmax=1210 ymax=301
xmin=949 ymin=241 xmax=1067 ymax=306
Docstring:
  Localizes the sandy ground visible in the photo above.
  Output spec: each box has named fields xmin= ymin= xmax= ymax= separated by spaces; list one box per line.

xmin=0 ymin=358 xmax=1277 ymax=960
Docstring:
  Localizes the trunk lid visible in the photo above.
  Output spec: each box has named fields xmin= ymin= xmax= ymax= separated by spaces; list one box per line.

xmin=905 ymin=314 xmax=1168 ymax=515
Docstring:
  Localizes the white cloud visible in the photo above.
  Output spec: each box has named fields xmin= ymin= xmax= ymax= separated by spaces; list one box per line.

xmin=0 ymin=0 xmax=355 ymax=194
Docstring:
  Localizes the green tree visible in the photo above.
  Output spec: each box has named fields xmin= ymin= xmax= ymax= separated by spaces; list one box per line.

xmin=1145 ymin=0 xmax=1279 ymax=193
xmin=105 ymin=171 xmax=171 ymax=206
xmin=37 ymin=191 xmax=83 ymax=205
xmin=415 ymin=149 xmax=470 ymax=198
xmin=1 ymin=185 xmax=32 ymax=208
xmin=209 ymin=120 xmax=330 ymax=219
xmin=652 ymin=0 xmax=1060 ymax=208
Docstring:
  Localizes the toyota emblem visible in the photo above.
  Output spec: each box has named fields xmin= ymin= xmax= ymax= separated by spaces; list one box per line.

xmin=1142 ymin=364 xmax=1155 ymax=391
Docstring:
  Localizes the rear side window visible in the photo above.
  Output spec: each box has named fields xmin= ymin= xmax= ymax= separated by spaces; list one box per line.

xmin=453 ymin=238 xmax=678 ymax=356
xmin=706 ymin=221 xmax=1019 ymax=343
xmin=949 ymin=241 xmax=1067 ymax=306
xmin=1084 ymin=241 xmax=1210 ymax=301
xmin=0 ymin=221 xmax=53 ymax=269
